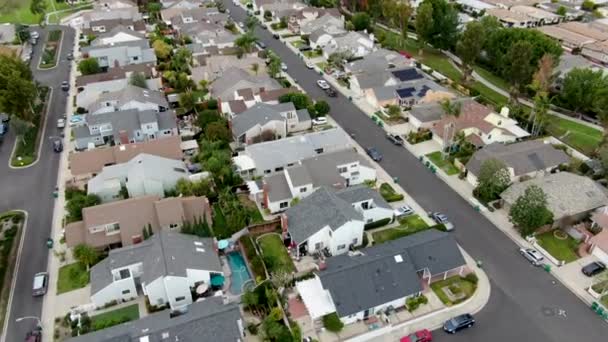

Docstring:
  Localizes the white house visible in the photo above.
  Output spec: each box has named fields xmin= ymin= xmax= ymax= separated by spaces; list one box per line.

xmin=87 ymin=85 xmax=169 ymax=115
xmin=90 ymin=26 xmax=146 ymax=46
xmin=87 ymin=153 xmax=188 ymax=202
xmin=282 ymin=186 xmax=393 ymax=257
xmin=260 ymin=149 xmax=377 ymax=213
xmin=90 ymin=231 xmax=223 ymax=310
xmin=322 ymin=31 xmax=375 ymax=59
xmin=76 ymin=77 xmax=161 ymax=109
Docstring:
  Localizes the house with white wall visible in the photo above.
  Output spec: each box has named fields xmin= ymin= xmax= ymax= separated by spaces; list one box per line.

xmin=87 ymin=153 xmax=188 ymax=202
xmin=260 ymin=149 xmax=377 ymax=213
xmin=90 ymin=26 xmax=146 ymax=46
xmin=322 ymin=31 xmax=375 ymax=59
xmin=76 ymin=77 xmax=162 ymax=109
xmin=90 ymin=231 xmax=223 ymax=310
xmin=81 ymin=40 xmax=156 ymax=70
xmin=296 ymin=229 xmax=467 ymax=325
xmin=86 ymin=85 xmax=169 ymax=115
xmin=294 ymin=10 xmax=343 ymax=35
xmin=282 ymin=186 xmax=393 ymax=257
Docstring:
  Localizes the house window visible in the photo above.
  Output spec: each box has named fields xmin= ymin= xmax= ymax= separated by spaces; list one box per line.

xmin=338 ymin=244 xmax=346 ymax=250
xmin=361 ymin=201 xmax=369 ymax=210
xmin=287 ymin=163 xmax=294 ymax=167
xmin=175 ymin=296 xmax=186 ymax=302
xmin=314 ymin=242 xmax=323 ymax=250
xmin=300 ymin=187 xmax=307 ymax=193
xmin=338 ymin=167 xmax=347 ymax=173
xmin=122 ymin=289 xmax=131 ymax=295
xmin=264 ymin=169 xmax=271 ymax=174
xmin=275 ymin=167 xmax=284 ymax=172
xmin=119 ymin=269 xmax=130 ymax=279
xmin=352 ymin=238 xmax=358 ymax=245
xmin=105 ymin=223 xmax=120 ymax=235
xmin=133 ymin=56 xmax=139 ymax=61
xmin=314 ymin=148 xmax=324 ymax=154
xmin=279 ymin=201 xmax=289 ymax=209
xmin=367 ymin=218 xmax=373 ymax=223
xmin=350 ymin=164 xmax=357 ymax=168
xmin=169 ymin=223 xmax=179 ymax=229
xmin=351 ymin=171 xmax=360 ymax=176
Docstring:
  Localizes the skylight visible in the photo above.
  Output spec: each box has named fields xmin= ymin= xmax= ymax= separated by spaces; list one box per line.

xmin=394 ymin=254 xmax=403 ymax=263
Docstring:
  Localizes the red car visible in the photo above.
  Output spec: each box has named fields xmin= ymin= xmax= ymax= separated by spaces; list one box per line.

xmin=399 ymin=51 xmax=413 ymax=59
xmin=400 ymin=329 xmax=432 ymax=342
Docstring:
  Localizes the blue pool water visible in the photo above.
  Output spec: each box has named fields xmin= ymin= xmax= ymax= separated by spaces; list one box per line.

xmin=227 ymin=252 xmax=252 ymax=294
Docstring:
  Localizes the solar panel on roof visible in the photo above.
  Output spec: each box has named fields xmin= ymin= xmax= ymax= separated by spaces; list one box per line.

xmin=417 ymin=85 xmax=430 ymax=97
xmin=396 ymin=87 xmax=416 ymax=98
xmin=391 ymin=68 xmax=423 ymax=82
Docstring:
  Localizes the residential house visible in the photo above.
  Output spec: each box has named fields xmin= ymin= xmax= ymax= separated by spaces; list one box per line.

xmin=282 ymin=186 xmax=393 ymax=256
xmin=456 ymin=0 xmax=496 ymax=15
xmin=87 ymin=153 xmax=188 ymax=202
xmin=90 ymin=26 xmax=146 ymax=47
xmin=176 ymin=22 xmax=236 ymax=48
xmin=76 ymin=76 xmax=162 ymax=109
xmin=537 ymin=25 xmax=598 ymax=50
xmin=83 ymin=18 xmax=147 ymax=36
xmin=69 ymin=136 xmax=183 ymax=178
xmin=232 ymin=128 xmax=352 ymax=178
xmin=553 ymin=54 xmax=605 ymax=90
xmin=73 ymin=109 xmax=177 ymax=150
xmin=0 ymin=24 xmax=15 ymax=44
xmin=210 ymin=68 xmax=282 ymax=102
xmin=67 ymin=297 xmax=244 ymax=342
xmin=81 ymin=40 xmax=157 ymax=70
xmin=190 ymin=54 xmax=267 ymax=83
xmin=296 ymin=11 xmax=343 ymax=35
xmin=309 ymin=26 xmax=348 ymax=50
xmin=88 ymin=231 xmax=222 ymax=310
xmin=480 ymin=0 xmax=539 ymax=8
xmin=589 ymin=208 xmax=608 ymax=263
xmin=260 ymin=149 xmax=377 ymax=213
xmin=253 ymin=0 xmax=306 ymax=17
xmin=296 ymin=229 xmax=467 ymax=325
xmin=162 ymin=6 xmax=229 ymax=26
xmin=344 ymin=49 xmax=414 ymax=76
xmin=431 ymin=100 xmax=530 ymax=148
xmin=70 ymin=8 xmax=143 ymax=30
xmin=221 ymin=87 xmax=298 ymax=116
xmin=231 ymin=102 xmax=311 ymax=146
xmin=162 ymin=0 xmax=211 ymax=9
xmin=500 ymin=172 xmax=608 ymax=226
xmin=464 ymin=141 xmax=570 ymax=186
xmin=537 ymin=2 xmax=583 ymax=21
xmin=65 ymin=195 xmax=212 ymax=249
xmin=407 ymin=102 xmax=450 ymax=130
xmin=86 ymin=85 xmax=169 ymax=115
xmin=322 ymin=31 xmax=375 ymax=59
xmin=96 ymin=0 xmax=137 ymax=10
xmin=486 ymin=8 xmax=538 ymax=27
xmin=510 ymin=6 xmax=561 ymax=25
xmin=75 ymin=64 xmax=156 ymax=88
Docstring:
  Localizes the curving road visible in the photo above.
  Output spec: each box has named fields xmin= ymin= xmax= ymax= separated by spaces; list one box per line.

xmin=224 ymin=2 xmax=608 ymax=341
xmin=0 ymin=25 xmax=74 ymax=342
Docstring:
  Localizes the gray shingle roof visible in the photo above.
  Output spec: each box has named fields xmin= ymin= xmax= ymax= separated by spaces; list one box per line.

xmin=265 ymin=172 xmax=293 ymax=202
xmin=286 ymin=187 xmax=363 ymax=243
xmin=210 ymin=68 xmax=281 ymax=100
xmin=466 ymin=141 xmax=570 ymax=178
xmin=408 ymin=102 xmax=447 ymax=123
xmin=319 ymin=229 xmax=465 ymax=317
xmin=78 ymin=109 xmax=177 ymax=143
xmin=231 ymin=103 xmax=293 ymax=137
xmin=295 ymin=108 xmax=311 ymax=122
xmin=286 ymin=164 xmax=313 ymax=187
xmin=89 ymin=85 xmax=168 ymax=112
xmin=336 ymin=185 xmax=391 ymax=210
xmin=66 ymin=297 xmax=242 ymax=342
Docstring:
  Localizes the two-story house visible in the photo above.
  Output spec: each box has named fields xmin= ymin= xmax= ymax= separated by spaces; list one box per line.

xmin=81 ymin=40 xmax=156 ymax=70
xmin=76 ymin=75 xmax=162 ymax=109
xmin=322 ymin=31 xmax=375 ymax=59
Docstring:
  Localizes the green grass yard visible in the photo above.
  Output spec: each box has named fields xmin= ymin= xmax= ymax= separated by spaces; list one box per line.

xmin=473 ymin=66 xmax=510 ymax=91
xmin=372 ymin=215 xmax=430 ymax=244
xmin=57 ymin=262 xmax=89 ymax=294
xmin=536 ymin=231 xmax=579 ymax=263
xmin=258 ymin=234 xmax=295 ymax=274
xmin=431 ymin=276 xmax=477 ymax=306
xmin=303 ymin=49 xmax=322 ymax=58
xmin=290 ymin=40 xmax=305 ymax=48
xmin=91 ymin=304 xmax=139 ymax=331
xmin=545 ymin=116 xmax=602 ymax=155
xmin=0 ymin=0 xmax=74 ymax=24
xmin=426 ymin=151 xmax=460 ymax=175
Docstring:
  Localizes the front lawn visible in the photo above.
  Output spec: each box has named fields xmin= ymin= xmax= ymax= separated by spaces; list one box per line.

xmin=431 ymin=275 xmax=477 ymax=306
xmin=303 ymin=49 xmax=322 ymax=58
xmin=57 ymin=262 xmax=89 ymax=294
xmin=545 ymin=116 xmax=602 ymax=155
xmin=257 ymin=234 xmax=295 ymax=274
xmin=535 ymin=230 xmax=579 ymax=263
xmin=426 ymin=151 xmax=459 ymax=175
xmin=91 ymin=304 xmax=139 ymax=331
xmin=316 ymin=61 xmax=328 ymax=71
xmin=379 ymin=183 xmax=404 ymax=202
xmin=473 ymin=66 xmax=510 ymax=91
xmin=289 ymin=40 xmax=305 ymax=48
xmin=372 ymin=215 xmax=430 ymax=244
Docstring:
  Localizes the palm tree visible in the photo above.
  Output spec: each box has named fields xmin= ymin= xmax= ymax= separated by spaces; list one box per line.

xmin=73 ymin=244 xmax=98 ymax=270
xmin=440 ymin=99 xmax=462 ymax=117
xmin=235 ymin=33 xmax=258 ymax=53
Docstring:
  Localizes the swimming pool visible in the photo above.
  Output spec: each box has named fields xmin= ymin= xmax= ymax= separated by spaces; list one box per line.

xmin=227 ymin=252 xmax=252 ymax=295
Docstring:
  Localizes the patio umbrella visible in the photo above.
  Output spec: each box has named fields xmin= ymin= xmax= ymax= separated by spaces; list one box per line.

xmin=210 ymin=274 xmax=225 ymax=287
xmin=218 ymin=239 xmax=230 ymax=250
xmin=196 ymin=283 xmax=209 ymax=294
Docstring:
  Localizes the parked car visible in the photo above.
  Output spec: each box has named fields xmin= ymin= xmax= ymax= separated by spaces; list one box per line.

xmin=324 ymin=87 xmax=337 ymax=97
xmin=29 ymin=37 xmax=37 ymax=45
xmin=30 ymin=31 xmax=39 ymax=40
xmin=394 ymin=205 xmax=414 ymax=218
xmin=61 ymin=81 xmax=69 ymax=91
xmin=400 ymin=329 xmax=432 ymax=342
xmin=443 ymin=314 xmax=475 ymax=334
xmin=273 ymin=33 xmax=280 ymax=39
xmin=366 ymin=147 xmax=383 ymax=162
xmin=25 ymin=327 xmax=41 ymax=342
xmin=298 ymin=45 xmax=312 ymax=51
xmin=32 ymin=272 xmax=48 ymax=296
xmin=256 ymin=41 xmax=266 ymax=50
xmin=57 ymin=118 xmax=65 ymax=129
xmin=429 ymin=212 xmax=454 ymax=231
xmin=66 ymin=52 xmax=73 ymax=60
xmin=519 ymin=248 xmax=544 ymax=266
xmin=306 ymin=61 xmax=315 ymax=69
xmin=317 ymin=80 xmax=330 ymax=89
xmin=53 ymin=139 xmax=63 ymax=153
xmin=582 ymin=261 xmax=606 ymax=277
xmin=386 ymin=133 xmax=404 ymax=145
xmin=312 ymin=116 xmax=328 ymax=126
xmin=281 ymin=62 xmax=287 ymax=71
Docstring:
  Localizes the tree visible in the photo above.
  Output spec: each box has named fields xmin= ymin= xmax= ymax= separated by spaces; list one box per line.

xmin=152 ymin=40 xmax=171 ymax=60
xmin=279 ymin=93 xmax=311 ymax=110
xmin=531 ymin=54 xmax=555 ymax=94
xmin=147 ymin=2 xmax=162 ymax=21
xmin=267 ymin=51 xmax=282 ymax=79
xmin=503 ymin=40 xmax=535 ymax=99
xmin=264 ymin=10 xmax=272 ymax=19
xmin=582 ymin=0 xmax=596 ymax=11
xmin=395 ymin=2 xmax=413 ymax=38
xmin=10 ymin=118 xmax=32 ymax=146
xmin=78 ymin=58 xmax=100 ymax=75
xmin=386 ymin=104 xmax=401 ymax=118
xmin=235 ymin=32 xmax=258 ymax=53
xmin=327 ymin=51 xmax=354 ymax=70
xmin=171 ymin=47 xmax=192 ymax=73
xmin=250 ymin=62 xmax=259 ymax=75
xmin=205 ymin=121 xmax=230 ymax=142
xmin=440 ymin=99 xmax=461 ymax=117
xmin=456 ymin=21 xmax=485 ymax=82
xmin=0 ymin=56 xmax=37 ymax=122
xmin=415 ymin=0 xmax=459 ymax=50
xmin=129 ymin=72 xmax=148 ymax=89
xmin=174 ymin=178 xmax=213 ymax=197
xmin=30 ymin=0 xmax=47 ymax=22
xmin=560 ymin=68 xmax=607 ymax=117
xmin=381 ymin=0 xmax=398 ymax=26
xmin=351 ymin=12 xmax=371 ymax=31
xmin=473 ymin=159 xmax=511 ymax=203
xmin=557 ymin=5 xmax=567 ymax=16
xmin=323 ymin=313 xmax=344 ymax=332
xmin=73 ymin=244 xmax=98 ymax=270
xmin=179 ymin=91 xmax=198 ymax=114
xmin=65 ymin=193 xmax=101 ymax=222
xmin=163 ymin=71 xmax=194 ymax=92
xmin=15 ymin=24 xmax=30 ymax=43
xmin=314 ymin=100 xmax=330 ymax=116
xmin=197 ymin=109 xmax=222 ymax=128
xmin=415 ymin=2 xmax=434 ymax=54
xmin=509 ymin=185 xmax=553 ymax=237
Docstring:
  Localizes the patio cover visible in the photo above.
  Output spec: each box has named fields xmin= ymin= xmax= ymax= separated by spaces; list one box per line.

xmin=296 ymin=276 xmax=337 ymax=320
xmin=180 ymin=139 xmax=199 ymax=151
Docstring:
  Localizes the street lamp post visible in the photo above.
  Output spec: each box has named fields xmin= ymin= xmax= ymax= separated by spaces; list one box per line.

xmin=15 ymin=316 xmax=42 ymax=329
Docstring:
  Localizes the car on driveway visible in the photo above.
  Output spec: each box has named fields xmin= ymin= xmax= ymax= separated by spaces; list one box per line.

xmin=429 ymin=212 xmax=454 ymax=231
xmin=366 ymin=147 xmax=382 ymax=162
xmin=324 ymin=87 xmax=337 ymax=97
xmin=61 ymin=81 xmax=69 ymax=91
xmin=386 ymin=133 xmax=404 ymax=145
xmin=57 ymin=118 xmax=65 ymax=129
xmin=519 ymin=248 xmax=544 ymax=266
xmin=582 ymin=261 xmax=606 ymax=277
xmin=317 ymin=80 xmax=330 ymax=89
xmin=312 ymin=117 xmax=328 ymax=126
xmin=400 ymin=329 xmax=432 ymax=342
xmin=443 ymin=314 xmax=475 ymax=334
xmin=394 ymin=205 xmax=414 ymax=218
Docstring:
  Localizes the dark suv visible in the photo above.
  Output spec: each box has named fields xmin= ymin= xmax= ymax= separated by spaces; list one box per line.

xmin=443 ymin=313 xmax=475 ymax=334
xmin=582 ymin=261 xmax=606 ymax=277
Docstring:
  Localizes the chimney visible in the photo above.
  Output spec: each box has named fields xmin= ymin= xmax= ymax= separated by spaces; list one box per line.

xmin=118 ymin=130 xmax=129 ymax=144
xmin=500 ymin=106 xmax=510 ymax=118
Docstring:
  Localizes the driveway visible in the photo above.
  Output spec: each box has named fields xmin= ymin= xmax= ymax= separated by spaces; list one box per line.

xmin=224 ymin=2 xmax=608 ymax=341
xmin=0 ymin=25 xmax=74 ymax=342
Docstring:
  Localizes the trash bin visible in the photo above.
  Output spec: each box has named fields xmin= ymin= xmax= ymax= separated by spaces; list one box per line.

xmin=543 ymin=264 xmax=551 ymax=272
xmin=476 ymin=260 xmax=483 ymax=268
xmin=592 ymin=302 xmax=599 ymax=311
xmin=393 ymin=177 xmax=399 ymax=183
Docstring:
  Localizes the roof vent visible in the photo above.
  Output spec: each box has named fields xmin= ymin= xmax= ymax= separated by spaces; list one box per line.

xmin=196 ymin=248 xmax=206 ymax=253
xmin=139 ymin=336 xmax=150 ymax=342
xmin=394 ymin=254 xmax=403 ymax=263
xmin=119 ymin=145 xmax=126 ymax=151
xmin=161 ymin=332 xmax=170 ymax=339
xmin=194 ymin=241 xmax=203 ymax=246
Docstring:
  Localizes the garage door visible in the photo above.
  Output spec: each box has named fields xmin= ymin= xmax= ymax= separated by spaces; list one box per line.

xmin=592 ymin=246 xmax=608 ymax=264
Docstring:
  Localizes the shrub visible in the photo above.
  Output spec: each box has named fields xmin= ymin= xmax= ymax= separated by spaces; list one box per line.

xmin=448 ymin=284 xmax=462 ymax=294
xmin=247 ymin=322 xmax=259 ymax=335
xmin=364 ymin=217 xmax=392 ymax=230
xmin=207 ymin=98 xmax=218 ymax=109
xmin=464 ymin=273 xmax=478 ymax=284
xmin=406 ymin=295 xmax=428 ymax=311
xmin=379 ymin=183 xmax=404 ymax=202
xmin=323 ymin=313 xmax=344 ymax=332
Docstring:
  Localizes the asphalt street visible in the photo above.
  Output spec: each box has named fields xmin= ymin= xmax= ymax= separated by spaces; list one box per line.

xmin=225 ymin=2 xmax=608 ymax=341
xmin=0 ymin=25 xmax=74 ymax=342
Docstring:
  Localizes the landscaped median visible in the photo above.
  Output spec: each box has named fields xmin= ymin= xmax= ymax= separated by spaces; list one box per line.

xmin=39 ymin=29 xmax=62 ymax=69
xmin=11 ymin=86 xmax=50 ymax=167
xmin=0 ymin=211 xmax=25 ymax=331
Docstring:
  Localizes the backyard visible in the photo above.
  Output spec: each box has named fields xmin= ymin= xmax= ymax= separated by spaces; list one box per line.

xmin=257 ymin=234 xmax=295 ymax=274
xmin=91 ymin=304 xmax=139 ymax=331
xmin=535 ymin=230 xmax=579 ymax=263
xmin=545 ymin=117 xmax=602 ymax=155
xmin=57 ymin=262 xmax=89 ymax=294
xmin=431 ymin=275 xmax=478 ymax=306
xmin=372 ymin=215 xmax=430 ymax=244
xmin=426 ymin=151 xmax=459 ymax=176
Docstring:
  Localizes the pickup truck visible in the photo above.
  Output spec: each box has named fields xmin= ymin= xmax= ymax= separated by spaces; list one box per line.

xmin=386 ymin=133 xmax=404 ymax=146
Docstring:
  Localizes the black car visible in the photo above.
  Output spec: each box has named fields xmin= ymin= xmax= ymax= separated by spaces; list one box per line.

xmin=366 ymin=147 xmax=382 ymax=162
xmin=443 ymin=313 xmax=475 ymax=334
xmin=273 ymin=33 xmax=280 ymax=39
xmin=324 ymin=87 xmax=337 ymax=97
xmin=386 ymin=133 xmax=404 ymax=145
xmin=582 ymin=261 xmax=606 ymax=277
xmin=61 ymin=81 xmax=69 ymax=91
xmin=256 ymin=41 xmax=266 ymax=50
xmin=66 ymin=53 xmax=73 ymax=60
xmin=53 ymin=139 xmax=63 ymax=153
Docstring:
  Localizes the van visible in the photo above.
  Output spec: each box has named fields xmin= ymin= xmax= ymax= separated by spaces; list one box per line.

xmin=32 ymin=272 xmax=48 ymax=296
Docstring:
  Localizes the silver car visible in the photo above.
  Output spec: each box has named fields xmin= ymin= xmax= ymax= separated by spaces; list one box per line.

xmin=519 ymin=248 xmax=544 ymax=266
xmin=32 ymin=272 xmax=48 ymax=296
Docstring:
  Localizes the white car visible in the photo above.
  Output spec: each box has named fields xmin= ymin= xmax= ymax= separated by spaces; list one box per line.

xmin=238 ymin=22 xmax=244 ymax=28
xmin=306 ymin=61 xmax=315 ymax=69
xmin=312 ymin=116 xmax=327 ymax=125
xmin=57 ymin=118 xmax=65 ymax=129
xmin=394 ymin=205 xmax=414 ymax=218
xmin=281 ymin=63 xmax=287 ymax=71
xmin=316 ymin=80 xmax=330 ymax=89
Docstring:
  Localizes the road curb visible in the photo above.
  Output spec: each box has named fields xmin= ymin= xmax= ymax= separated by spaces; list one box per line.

xmin=36 ymin=29 xmax=64 ymax=72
